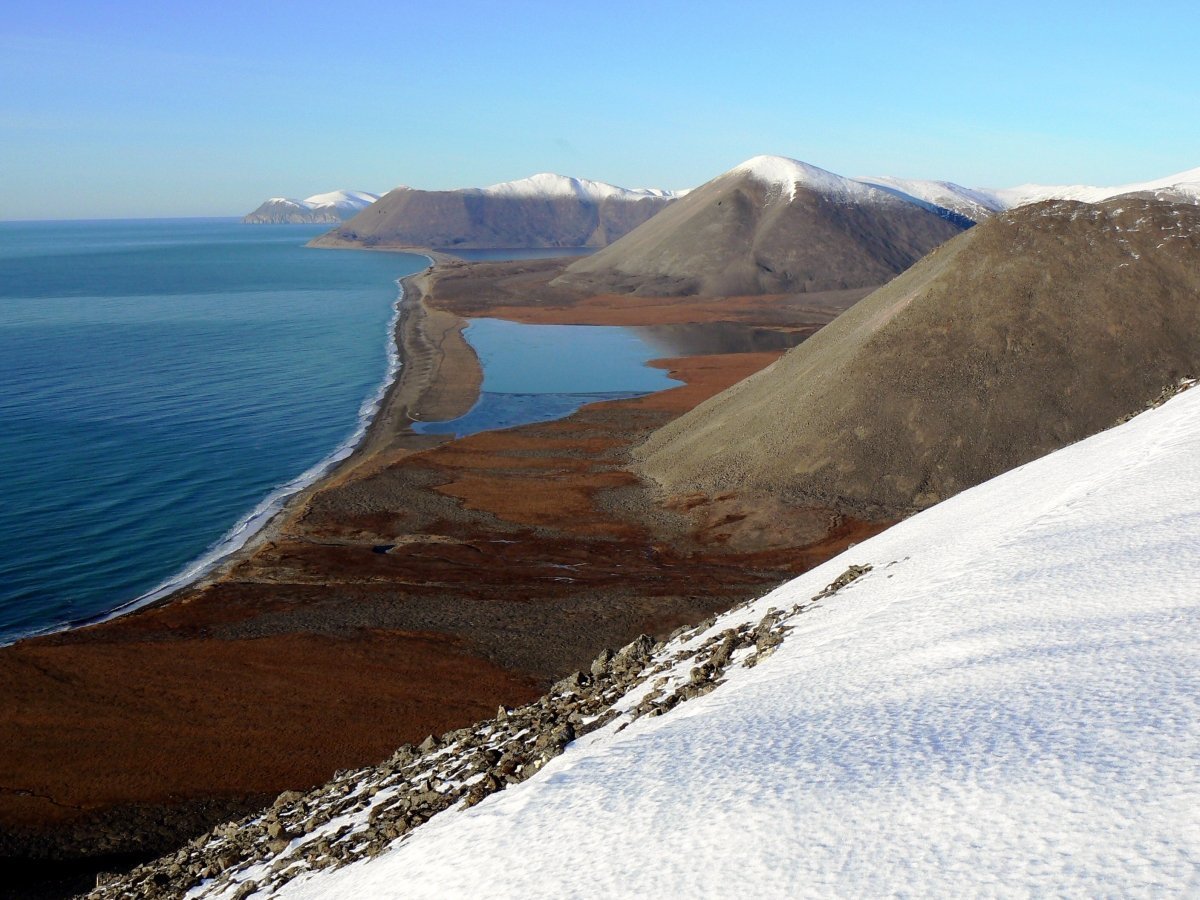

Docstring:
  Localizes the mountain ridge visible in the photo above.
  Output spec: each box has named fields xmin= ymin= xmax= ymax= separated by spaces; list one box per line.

xmin=553 ymin=156 xmax=968 ymax=297
xmin=308 ymin=174 xmax=681 ymax=251
xmin=635 ymin=196 xmax=1200 ymax=513
xmin=242 ymin=190 xmax=380 ymax=224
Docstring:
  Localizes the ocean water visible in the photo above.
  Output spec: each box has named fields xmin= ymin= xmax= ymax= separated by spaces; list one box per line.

xmin=0 ymin=219 xmax=427 ymax=644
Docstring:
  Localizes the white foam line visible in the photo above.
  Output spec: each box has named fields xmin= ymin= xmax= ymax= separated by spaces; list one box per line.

xmin=4 ymin=254 xmax=433 ymax=646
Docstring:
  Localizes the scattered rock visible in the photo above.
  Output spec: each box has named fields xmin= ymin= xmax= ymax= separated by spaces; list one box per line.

xmin=590 ymin=648 xmax=614 ymax=677
xmin=816 ymin=564 xmax=873 ymax=598
xmin=86 ymin=572 xmax=849 ymax=900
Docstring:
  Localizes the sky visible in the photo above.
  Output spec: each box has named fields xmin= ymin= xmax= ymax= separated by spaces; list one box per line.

xmin=2 ymin=0 xmax=1198 ymax=219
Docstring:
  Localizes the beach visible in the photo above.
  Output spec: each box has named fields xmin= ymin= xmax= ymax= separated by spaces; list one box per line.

xmin=0 ymin=253 xmax=880 ymax=895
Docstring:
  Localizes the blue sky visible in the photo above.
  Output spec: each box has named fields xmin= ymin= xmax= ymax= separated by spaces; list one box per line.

xmin=3 ymin=0 xmax=1197 ymax=219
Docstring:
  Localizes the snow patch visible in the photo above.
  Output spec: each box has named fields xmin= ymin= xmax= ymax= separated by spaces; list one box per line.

xmin=732 ymin=155 xmax=879 ymax=203
xmin=302 ymin=190 xmax=380 ymax=209
xmin=985 ymin=166 xmax=1200 ymax=209
xmin=479 ymin=173 xmax=683 ymax=202
xmin=854 ymin=175 xmax=1006 ymax=218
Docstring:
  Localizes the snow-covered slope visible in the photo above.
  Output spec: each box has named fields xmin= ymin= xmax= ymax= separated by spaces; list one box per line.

xmin=724 ymin=158 xmax=1200 ymax=219
xmin=279 ymin=383 xmax=1199 ymax=897
xmin=264 ymin=383 xmax=1198 ymax=898
xmin=985 ymin=166 xmax=1200 ymax=209
xmin=299 ymin=189 xmax=380 ymax=210
xmin=855 ymin=174 xmax=1006 ymax=220
xmin=852 ymin=167 xmax=1200 ymax=217
xmin=95 ymin=383 xmax=1200 ymax=899
xmin=733 ymin=155 xmax=883 ymax=203
xmin=479 ymin=172 xmax=682 ymax=202
xmin=242 ymin=190 xmax=380 ymax=224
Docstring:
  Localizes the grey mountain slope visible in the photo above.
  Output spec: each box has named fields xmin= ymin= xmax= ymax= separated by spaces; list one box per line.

xmin=553 ymin=168 xmax=966 ymax=297
xmin=635 ymin=198 xmax=1200 ymax=515
xmin=309 ymin=186 xmax=674 ymax=250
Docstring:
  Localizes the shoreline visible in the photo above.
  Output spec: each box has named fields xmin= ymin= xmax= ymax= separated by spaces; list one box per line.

xmin=118 ymin=254 xmax=484 ymax=617
xmin=0 ymin=253 xmax=880 ymax=896
xmin=3 ymin=250 xmax=472 ymax=649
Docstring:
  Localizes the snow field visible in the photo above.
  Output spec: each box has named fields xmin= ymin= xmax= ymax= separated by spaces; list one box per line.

xmin=274 ymin=385 xmax=1200 ymax=898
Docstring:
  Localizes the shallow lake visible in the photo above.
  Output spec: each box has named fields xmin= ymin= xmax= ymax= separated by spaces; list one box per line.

xmin=412 ymin=318 xmax=681 ymax=437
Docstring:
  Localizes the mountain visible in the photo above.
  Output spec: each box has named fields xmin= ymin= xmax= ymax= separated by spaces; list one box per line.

xmin=635 ymin=196 xmax=1200 ymax=515
xmin=552 ymin=156 xmax=969 ymax=297
xmin=308 ymin=174 xmax=683 ymax=250
xmin=89 ymin=383 xmax=1200 ymax=898
xmin=854 ymin=166 xmax=1200 ymax=215
xmin=853 ymin=175 xmax=1006 ymax=222
xmin=983 ymin=165 xmax=1200 ymax=209
xmin=243 ymin=190 xmax=380 ymax=224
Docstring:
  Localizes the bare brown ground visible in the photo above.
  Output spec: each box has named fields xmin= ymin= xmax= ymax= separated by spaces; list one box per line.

xmin=0 ymin=631 xmax=528 ymax=825
xmin=427 ymin=256 xmax=872 ymax=328
xmin=0 ymin=256 xmax=887 ymax=888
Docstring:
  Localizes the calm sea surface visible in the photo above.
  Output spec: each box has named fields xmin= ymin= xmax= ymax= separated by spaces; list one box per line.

xmin=0 ymin=219 xmax=426 ymax=643
xmin=0 ymin=222 xmax=677 ymax=644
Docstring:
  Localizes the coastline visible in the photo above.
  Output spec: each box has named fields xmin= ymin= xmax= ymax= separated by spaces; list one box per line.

xmin=0 ymin=252 xmax=880 ymax=897
xmin=5 ymin=252 xmax=477 ymax=648
xmin=39 ymin=235 xmax=805 ymax=649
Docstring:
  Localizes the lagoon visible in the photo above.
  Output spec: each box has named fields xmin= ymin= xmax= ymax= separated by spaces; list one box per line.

xmin=413 ymin=317 xmax=680 ymax=437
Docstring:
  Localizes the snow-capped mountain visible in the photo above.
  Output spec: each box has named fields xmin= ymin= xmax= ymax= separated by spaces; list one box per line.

xmin=731 ymin=155 xmax=883 ymax=203
xmin=854 ymin=174 xmax=1006 ymax=221
xmin=242 ymin=190 xmax=380 ymax=224
xmin=555 ymin=155 xmax=967 ymax=297
xmin=985 ymin=166 xmax=1200 ymax=209
xmin=853 ymin=167 xmax=1200 ymax=218
xmin=714 ymin=157 xmax=998 ymax=223
xmin=742 ymin=160 xmax=1200 ymax=221
xmin=311 ymin=174 xmax=681 ymax=251
xmin=478 ymin=172 xmax=682 ymax=202
xmin=92 ymin=379 xmax=1200 ymax=898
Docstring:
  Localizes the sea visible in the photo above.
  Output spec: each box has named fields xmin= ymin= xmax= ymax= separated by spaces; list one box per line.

xmin=0 ymin=219 xmax=426 ymax=644
xmin=0 ymin=220 xmax=677 ymax=645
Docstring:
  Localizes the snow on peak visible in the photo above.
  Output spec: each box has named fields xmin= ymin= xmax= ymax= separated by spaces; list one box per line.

xmin=303 ymin=190 xmax=380 ymax=209
xmin=731 ymin=155 xmax=878 ymax=203
xmin=986 ymin=166 xmax=1200 ymax=209
xmin=727 ymin=158 xmax=1200 ymax=216
xmin=854 ymin=175 xmax=1006 ymax=218
xmin=480 ymin=173 xmax=681 ymax=202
